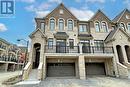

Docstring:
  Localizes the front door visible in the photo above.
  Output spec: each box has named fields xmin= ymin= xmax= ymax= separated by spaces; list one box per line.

xmin=56 ymin=40 xmax=66 ymax=53
xmin=80 ymin=40 xmax=90 ymax=53
xmin=33 ymin=43 xmax=41 ymax=69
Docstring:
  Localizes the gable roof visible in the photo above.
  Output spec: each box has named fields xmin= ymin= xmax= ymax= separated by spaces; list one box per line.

xmin=89 ymin=9 xmax=111 ymax=22
xmin=45 ymin=3 xmax=78 ymax=20
xmin=105 ymin=28 xmax=130 ymax=43
xmin=29 ymin=28 xmax=47 ymax=38
xmin=112 ymin=9 xmax=130 ymax=23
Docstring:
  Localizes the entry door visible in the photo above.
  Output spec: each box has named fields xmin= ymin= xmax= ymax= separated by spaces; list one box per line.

xmin=80 ymin=40 xmax=90 ymax=53
xmin=56 ymin=40 xmax=66 ymax=53
xmin=47 ymin=63 xmax=75 ymax=77
xmin=33 ymin=48 xmax=40 ymax=69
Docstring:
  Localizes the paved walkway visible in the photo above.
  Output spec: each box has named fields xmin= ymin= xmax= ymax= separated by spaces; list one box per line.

xmin=14 ymin=76 xmax=130 ymax=87
xmin=0 ymin=71 xmax=22 ymax=87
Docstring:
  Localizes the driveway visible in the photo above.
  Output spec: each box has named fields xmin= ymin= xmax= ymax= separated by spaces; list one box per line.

xmin=13 ymin=76 xmax=130 ymax=87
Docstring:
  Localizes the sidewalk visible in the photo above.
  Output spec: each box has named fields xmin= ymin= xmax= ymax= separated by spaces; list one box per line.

xmin=0 ymin=71 xmax=22 ymax=87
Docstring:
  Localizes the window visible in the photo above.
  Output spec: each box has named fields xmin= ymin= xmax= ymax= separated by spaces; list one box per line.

xmin=120 ymin=23 xmax=125 ymax=31
xmin=50 ymin=18 xmax=55 ymax=31
xmin=94 ymin=40 xmax=104 ymax=51
xmin=127 ymin=23 xmax=130 ymax=31
xmin=69 ymin=39 xmax=74 ymax=49
xmin=79 ymin=24 xmax=87 ymax=32
xmin=95 ymin=21 xmax=100 ymax=32
xmin=59 ymin=19 xmax=64 ymax=30
xmin=41 ymin=23 xmax=45 ymax=31
xmin=101 ymin=22 xmax=108 ymax=32
xmin=68 ymin=20 xmax=73 ymax=30
xmin=48 ymin=38 xmax=53 ymax=48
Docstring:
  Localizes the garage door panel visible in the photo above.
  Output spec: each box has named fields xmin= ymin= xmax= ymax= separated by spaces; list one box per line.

xmin=47 ymin=63 xmax=75 ymax=77
xmin=86 ymin=63 xmax=106 ymax=75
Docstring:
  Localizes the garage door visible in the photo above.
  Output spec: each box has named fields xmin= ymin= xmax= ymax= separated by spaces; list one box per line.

xmin=47 ymin=63 xmax=75 ymax=77
xmin=86 ymin=63 xmax=106 ymax=75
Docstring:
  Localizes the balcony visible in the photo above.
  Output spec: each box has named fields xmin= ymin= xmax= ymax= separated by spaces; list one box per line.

xmin=45 ymin=45 xmax=114 ymax=54
xmin=82 ymin=46 xmax=114 ymax=54
xmin=0 ymin=55 xmax=18 ymax=63
xmin=45 ymin=45 xmax=79 ymax=53
xmin=0 ymin=45 xmax=6 ymax=51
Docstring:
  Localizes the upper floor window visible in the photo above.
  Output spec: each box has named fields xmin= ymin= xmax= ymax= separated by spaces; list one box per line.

xmin=68 ymin=20 xmax=73 ymax=30
xmin=101 ymin=22 xmax=108 ymax=32
xmin=79 ymin=24 xmax=87 ymax=32
xmin=120 ymin=23 xmax=125 ymax=31
xmin=48 ymin=38 xmax=53 ymax=48
xmin=127 ymin=23 xmax=130 ymax=31
xmin=59 ymin=19 xmax=64 ymax=30
xmin=95 ymin=21 xmax=100 ymax=32
xmin=41 ymin=23 xmax=45 ymax=31
xmin=50 ymin=18 xmax=55 ymax=31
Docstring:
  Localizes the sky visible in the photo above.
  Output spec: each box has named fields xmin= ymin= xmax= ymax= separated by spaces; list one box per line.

xmin=0 ymin=0 xmax=130 ymax=45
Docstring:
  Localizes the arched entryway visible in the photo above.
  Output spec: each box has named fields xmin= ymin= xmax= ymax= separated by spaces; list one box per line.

xmin=33 ymin=43 xmax=41 ymax=69
xmin=125 ymin=45 xmax=130 ymax=63
xmin=116 ymin=45 xmax=124 ymax=64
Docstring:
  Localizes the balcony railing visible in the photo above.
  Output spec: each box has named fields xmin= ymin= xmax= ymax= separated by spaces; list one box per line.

xmin=0 ymin=45 xmax=6 ymax=50
xmin=0 ymin=56 xmax=18 ymax=62
xmin=82 ymin=46 xmax=114 ymax=54
xmin=45 ymin=45 xmax=114 ymax=54
xmin=45 ymin=45 xmax=79 ymax=53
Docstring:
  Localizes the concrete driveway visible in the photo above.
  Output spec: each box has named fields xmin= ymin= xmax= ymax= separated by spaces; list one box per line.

xmin=14 ymin=76 xmax=130 ymax=87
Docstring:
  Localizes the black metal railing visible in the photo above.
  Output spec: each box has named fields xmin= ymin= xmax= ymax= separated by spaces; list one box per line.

xmin=0 ymin=55 xmax=18 ymax=62
xmin=0 ymin=44 xmax=6 ymax=50
xmin=82 ymin=46 xmax=114 ymax=54
xmin=45 ymin=45 xmax=79 ymax=53
xmin=45 ymin=45 xmax=114 ymax=54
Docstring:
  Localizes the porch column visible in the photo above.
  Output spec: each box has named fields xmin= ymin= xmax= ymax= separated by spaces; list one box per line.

xmin=43 ymin=55 xmax=46 ymax=79
xmin=113 ymin=46 xmax=119 ymax=77
xmin=78 ymin=55 xmax=86 ymax=79
xmin=29 ymin=43 xmax=34 ymax=62
xmin=40 ymin=44 xmax=44 ymax=63
xmin=113 ymin=46 xmax=119 ymax=63
xmin=79 ymin=43 xmax=83 ymax=54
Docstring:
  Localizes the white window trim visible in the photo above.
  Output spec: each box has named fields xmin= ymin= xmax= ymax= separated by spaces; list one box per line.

xmin=58 ymin=18 xmax=65 ymax=31
xmin=67 ymin=19 xmax=74 ymax=31
xmin=101 ymin=21 xmax=109 ymax=32
xmin=94 ymin=20 xmax=101 ymax=32
xmin=49 ymin=17 xmax=56 ymax=31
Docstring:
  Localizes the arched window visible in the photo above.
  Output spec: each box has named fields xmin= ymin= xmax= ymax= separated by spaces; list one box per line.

xmin=101 ymin=22 xmax=108 ymax=32
xmin=59 ymin=19 xmax=64 ymax=30
xmin=68 ymin=20 xmax=73 ymax=30
xmin=95 ymin=21 xmax=100 ymax=32
xmin=120 ymin=23 xmax=125 ymax=31
xmin=50 ymin=18 xmax=55 ymax=31
xmin=127 ymin=23 xmax=130 ymax=31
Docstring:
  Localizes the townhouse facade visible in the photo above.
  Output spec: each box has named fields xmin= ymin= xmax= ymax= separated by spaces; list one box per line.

xmin=23 ymin=3 xmax=130 ymax=80
xmin=0 ymin=38 xmax=25 ymax=72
